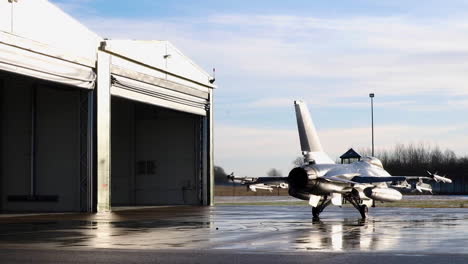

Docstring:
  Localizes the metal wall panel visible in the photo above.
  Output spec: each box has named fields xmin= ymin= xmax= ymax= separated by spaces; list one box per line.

xmin=111 ymin=75 xmax=208 ymax=116
xmin=0 ymin=1 xmax=11 ymax=32
xmin=1 ymin=0 xmax=101 ymax=60
xmin=110 ymin=64 xmax=209 ymax=98
xmin=0 ymin=33 xmax=96 ymax=89
xmin=103 ymin=40 xmax=214 ymax=91
xmin=101 ymin=41 xmax=211 ymax=117
xmin=0 ymin=0 xmax=100 ymax=90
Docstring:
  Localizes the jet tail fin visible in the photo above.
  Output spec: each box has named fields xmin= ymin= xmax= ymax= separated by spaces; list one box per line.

xmin=294 ymin=100 xmax=334 ymax=164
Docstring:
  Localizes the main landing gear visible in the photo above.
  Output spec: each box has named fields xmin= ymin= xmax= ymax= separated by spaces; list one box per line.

xmin=343 ymin=194 xmax=369 ymax=219
xmin=311 ymin=195 xmax=331 ymax=220
xmin=311 ymin=194 xmax=369 ymax=220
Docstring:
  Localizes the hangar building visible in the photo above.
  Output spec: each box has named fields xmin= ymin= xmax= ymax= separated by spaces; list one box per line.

xmin=0 ymin=0 xmax=215 ymax=213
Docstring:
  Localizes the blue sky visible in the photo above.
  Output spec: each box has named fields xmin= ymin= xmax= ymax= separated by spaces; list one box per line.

xmin=52 ymin=0 xmax=468 ymax=177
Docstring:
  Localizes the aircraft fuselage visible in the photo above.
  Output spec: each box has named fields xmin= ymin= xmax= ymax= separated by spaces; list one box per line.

xmin=289 ymin=158 xmax=398 ymax=201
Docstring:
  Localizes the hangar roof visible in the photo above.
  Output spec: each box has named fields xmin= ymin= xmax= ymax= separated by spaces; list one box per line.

xmin=0 ymin=0 xmax=215 ymax=91
xmin=0 ymin=0 xmax=102 ymax=62
xmin=103 ymin=40 xmax=216 ymax=89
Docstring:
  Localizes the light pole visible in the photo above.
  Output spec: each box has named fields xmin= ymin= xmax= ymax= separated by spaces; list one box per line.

xmin=369 ymin=93 xmax=375 ymax=208
xmin=369 ymin=93 xmax=375 ymax=157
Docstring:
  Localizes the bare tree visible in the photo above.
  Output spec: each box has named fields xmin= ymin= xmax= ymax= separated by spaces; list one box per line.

xmin=358 ymin=143 xmax=468 ymax=193
xmin=267 ymin=168 xmax=283 ymax=177
xmin=292 ymin=156 xmax=304 ymax=167
xmin=214 ymin=165 xmax=229 ymax=185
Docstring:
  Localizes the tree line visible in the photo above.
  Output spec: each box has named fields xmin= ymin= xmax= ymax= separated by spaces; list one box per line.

xmin=359 ymin=144 xmax=468 ymax=194
xmin=358 ymin=143 xmax=467 ymax=174
xmin=216 ymin=144 xmax=468 ymax=193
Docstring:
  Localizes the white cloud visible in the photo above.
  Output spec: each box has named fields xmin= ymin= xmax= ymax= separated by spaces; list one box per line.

xmin=76 ymin=14 xmax=468 ymax=100
xmin=62 ymin=9 xmax=468 ymax=175
xmin=215 ymin=124 xmax=299 ymax=176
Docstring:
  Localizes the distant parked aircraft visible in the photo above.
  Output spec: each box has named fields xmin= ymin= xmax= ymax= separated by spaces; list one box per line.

xmin=229 ymin=100 xmax=452 ymax=219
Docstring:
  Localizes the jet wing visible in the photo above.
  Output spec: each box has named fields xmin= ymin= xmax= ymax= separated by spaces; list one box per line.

xmin=322 ymin=175 xmax=359 ymax=185
xmin=405 ymin=171 xmax=452 ymax=183
xmin=351 ymin=172 xmax=451 ymax=184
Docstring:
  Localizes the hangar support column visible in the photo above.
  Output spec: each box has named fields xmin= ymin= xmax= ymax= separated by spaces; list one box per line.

xmin=96 ymin=49 xmax=111 ymax=212
xmin=201 ymin=92 xmax=214 ymax=206
xmin=208 ymin=93 xmax=215 ymax=206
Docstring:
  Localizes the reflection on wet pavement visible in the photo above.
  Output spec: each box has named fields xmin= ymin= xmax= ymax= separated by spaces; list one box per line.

xmin=0 ymin=206 xmax=468 ymax=253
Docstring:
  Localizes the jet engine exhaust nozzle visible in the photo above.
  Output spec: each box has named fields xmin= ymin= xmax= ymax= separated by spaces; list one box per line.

xmin=288 ymin=167 xmax=308 ymax=189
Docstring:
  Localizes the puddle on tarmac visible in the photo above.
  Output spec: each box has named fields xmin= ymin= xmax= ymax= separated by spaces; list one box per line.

xmin=0 ymin=206 xmax=467 ymax=253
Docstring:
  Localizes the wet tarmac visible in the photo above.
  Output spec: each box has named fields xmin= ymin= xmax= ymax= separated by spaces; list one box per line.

xmin=1 ymin=205 xmax=468 ymax=263
xmin=0 ymin=205 xmax=468 ymax=264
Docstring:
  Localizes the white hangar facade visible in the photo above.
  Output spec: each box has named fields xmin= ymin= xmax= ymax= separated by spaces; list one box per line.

xmin=0 ymin=0 xmax=215 ymax=212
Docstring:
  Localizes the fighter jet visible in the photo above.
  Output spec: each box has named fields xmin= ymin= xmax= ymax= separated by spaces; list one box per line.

xmin=228 ymin=100 xmax=452 ymax=219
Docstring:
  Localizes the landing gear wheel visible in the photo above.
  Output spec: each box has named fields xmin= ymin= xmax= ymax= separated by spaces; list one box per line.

xmin=312 ymin=207 xmax=320 ymax=219
xmin=359 ymin=204 xmax=368 ymax=219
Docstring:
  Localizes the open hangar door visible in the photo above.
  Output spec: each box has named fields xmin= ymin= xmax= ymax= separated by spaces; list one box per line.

xmin=111 ymin=98 xmax=204 ymax=206
xmin=0 ymin=0 xmax=100 ymax=212
xmin=0 ymin=72 xmax=93 ymax=212
xmin=100 ymin=40 xmax=214 ymax=208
